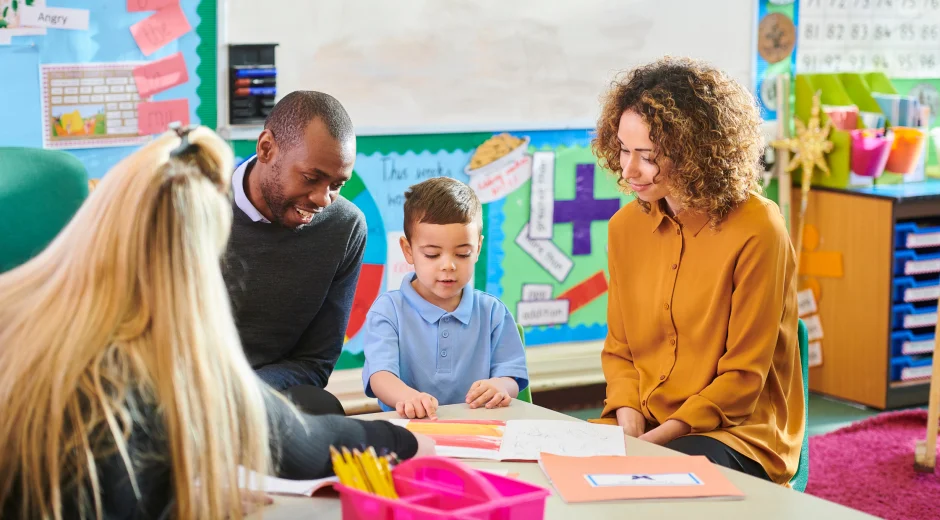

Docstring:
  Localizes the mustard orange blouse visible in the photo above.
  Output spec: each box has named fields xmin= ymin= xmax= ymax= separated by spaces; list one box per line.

xmin=601 ymin=193 xmax=804 ymax=485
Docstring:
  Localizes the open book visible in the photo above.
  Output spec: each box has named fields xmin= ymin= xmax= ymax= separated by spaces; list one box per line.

xmin=389 ymin=419 xmax=626 ymax=461
xmin=236 ymin=465 xmax=513 ymax=496
xmin=539 ymin=453 xmax=745 ymax=503
xmin=237 ymin=467 xmax=338 ymax=497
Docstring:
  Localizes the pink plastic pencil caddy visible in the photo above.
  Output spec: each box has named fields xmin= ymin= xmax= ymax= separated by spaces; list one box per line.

xmin=335 ymin=456 xmax=550 ymax=520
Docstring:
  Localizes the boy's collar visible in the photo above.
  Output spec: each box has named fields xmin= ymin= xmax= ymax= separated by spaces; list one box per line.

xmin=400 ymin=273 xmax=474 ymax=325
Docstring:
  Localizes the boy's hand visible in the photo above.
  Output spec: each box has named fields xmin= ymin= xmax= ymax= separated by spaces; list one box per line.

xmin=466 ymin=378 xmax=512 ymax=409
xmin=395 ymin=392 xmax=438 ymax=419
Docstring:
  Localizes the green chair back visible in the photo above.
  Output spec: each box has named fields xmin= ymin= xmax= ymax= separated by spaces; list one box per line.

xmin=516 ymin=323 xmax=532 ymax=404
xmin=0 ymin=147 xmax=88 ymax=273
xmin=790 ymin=318 xmax=810 ymax=492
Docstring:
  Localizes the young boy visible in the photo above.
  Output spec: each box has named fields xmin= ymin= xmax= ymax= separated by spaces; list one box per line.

xmin=362 ymin=177 xmax=529 ymax=419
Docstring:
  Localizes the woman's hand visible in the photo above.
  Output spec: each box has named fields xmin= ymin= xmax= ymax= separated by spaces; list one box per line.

xmin=239 ymin=489 xmax=274 ymax=516
xmin=638 ymin=419 xmax=692 ymax=445
xmin=615 ymin=407 xmax=646 ymax=437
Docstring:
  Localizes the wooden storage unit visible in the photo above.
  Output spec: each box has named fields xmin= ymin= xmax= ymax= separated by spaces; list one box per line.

xmin=794 ymin=180 xmax=940 ymax=409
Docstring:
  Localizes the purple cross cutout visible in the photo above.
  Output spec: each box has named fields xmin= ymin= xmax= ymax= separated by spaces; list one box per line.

xmin=553 ymin=164 xmax=620 ymax=256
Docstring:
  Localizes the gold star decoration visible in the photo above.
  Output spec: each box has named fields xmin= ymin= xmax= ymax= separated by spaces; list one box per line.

xmin=771 ymin=90 xmax=834 ymax=263
xmin=771 ymin=91 xmax=834 ymax=186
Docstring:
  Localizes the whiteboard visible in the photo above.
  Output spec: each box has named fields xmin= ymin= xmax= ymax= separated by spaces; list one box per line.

xmin=222 ymin=0 xmax=757 ymax=135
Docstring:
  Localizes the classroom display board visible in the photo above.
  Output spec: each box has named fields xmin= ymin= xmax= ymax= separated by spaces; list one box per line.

xmin=0 ymin=0 xmax=217 ymax=178
xmin=232 ymin=129 xmax=631 ymax=368
xmin=223 ymin=0 xmax=757 ymax=135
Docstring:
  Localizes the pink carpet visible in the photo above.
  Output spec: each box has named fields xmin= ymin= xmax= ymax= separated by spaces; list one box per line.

xmin=805 ymin=410 xmax=940 ymax=519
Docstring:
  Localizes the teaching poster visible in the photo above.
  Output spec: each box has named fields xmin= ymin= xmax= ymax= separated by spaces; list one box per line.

xmin=40 ymin=63 xmax=152 ymax=150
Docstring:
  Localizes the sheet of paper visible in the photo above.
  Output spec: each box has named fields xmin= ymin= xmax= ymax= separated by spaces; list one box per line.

xmin=528 ymin=151 xmax=555 ymax=240
xmin=514 ymin=224 xmax=573 ymax=282
xmin=130 ymin=4 xmax=191 ymax=56
xmin=237 ymin=467 xmax=337 ymax=496
xmin=127 ymin=0 xmax=179 ymax=12
xmin=797 ymin=288 xmax=818 ymax=317
xmin=516 ymin=300 xmax=569 ymax=327
xmin=137 ymin=98 xmax=189 ymax=135
xmin=18 ymin=5 xmax=89 ymax=30
xmin=391 ymin=419 xmax=624 ymax=461
xmin=808 ymin=341 xmax=823 ymax=368
xmin=802 ymin=314 xmax=824 ymax=342
xmin=521 ymin=284 xmax=553 ymax=301
xmin=133 ymin=52 xmax=188 ymax=98
xmin=40 ymin=62 xmax=151 ymax=150
xmin=498 ymin=420 xmax=625 ymax=460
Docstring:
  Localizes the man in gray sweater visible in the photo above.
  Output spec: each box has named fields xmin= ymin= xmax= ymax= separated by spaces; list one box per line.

xmin=223 ymin=91 xmax=365 ymax=415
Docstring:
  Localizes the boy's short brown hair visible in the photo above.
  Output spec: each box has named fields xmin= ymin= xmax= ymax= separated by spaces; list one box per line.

xmin=403 ymin=177 xmax=483 ymax=240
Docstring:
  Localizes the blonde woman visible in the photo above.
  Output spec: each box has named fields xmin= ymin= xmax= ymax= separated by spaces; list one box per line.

xmin=0 ymin=126 xmax=433 ymax=520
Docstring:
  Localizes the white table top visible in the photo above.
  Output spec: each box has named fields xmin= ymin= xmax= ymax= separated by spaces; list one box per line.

xmin=256 ymin=401 xmax=876 ymax=519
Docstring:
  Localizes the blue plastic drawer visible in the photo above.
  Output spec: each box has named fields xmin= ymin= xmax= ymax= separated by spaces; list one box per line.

xmin=890 ymin=356 xmax=933 ymax=382
xmin=891 ymin=304 xmax=939 ymax=330
xmin=896 ymin=222 xmax=940 ymax=249
xmin=894 ymin=250 xmax=940 ymax=276
xmin=891 ymin=330 xmax=936 ymax=357
xmin=893 ymin=277 xmax=940 ymax=303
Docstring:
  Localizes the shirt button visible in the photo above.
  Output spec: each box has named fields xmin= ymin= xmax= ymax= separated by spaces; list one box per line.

xmin=669 ymin=339 xmax=676 ymax=345
xmin=641 ymin=400 xmax=647 ymax=406
xmin=676 ymin=229 xmax=681 ymax=235
xmin=441 ymin=350 xmax=447 ymax=357
xmin=664 ymin=303 xmax=670 ymax=310
xmin=442 ymin=331 xmax=449 ymax=338
xmin=443 ymin=317 xmax=449 ymax=323
xmin=660 ymin=375 xmax=666 ymax=381
xmin=671 ymin=263 xmax=677 ymax=270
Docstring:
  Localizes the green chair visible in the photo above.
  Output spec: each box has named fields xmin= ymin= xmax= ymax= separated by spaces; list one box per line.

xmin=0 ymin=147 xmax=89 ymax=273
xmin=516 ymin=323 xmax=533 ymax=404
xmin=790 ymin=318 xmax=810 ymax=492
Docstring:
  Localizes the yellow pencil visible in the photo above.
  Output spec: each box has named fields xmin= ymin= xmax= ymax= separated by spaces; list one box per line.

xmin=330 ymin=446 xmax=353 ymax=487
xmin=341 ymin=446 xmax=370 ymax=492
xmin=352 ymin=449 xmax=379 ymax=494
xmin=357 ymin=449 xmax=389 ymax=497
xmin=368 ymin=448 xmax=397 ymax=498
xmin=371 ymin=447 xmax=398 ymax=498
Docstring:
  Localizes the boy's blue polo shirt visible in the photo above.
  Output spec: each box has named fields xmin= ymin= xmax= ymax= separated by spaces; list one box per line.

xmin=362 ymin=273 xmax=529 ymax=411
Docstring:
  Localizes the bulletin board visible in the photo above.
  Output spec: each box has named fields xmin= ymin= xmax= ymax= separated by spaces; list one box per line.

xmin=231 ymin=130 xmax=632 ymax=370
xmin=0 ymin=0 xmax=218 ymax=178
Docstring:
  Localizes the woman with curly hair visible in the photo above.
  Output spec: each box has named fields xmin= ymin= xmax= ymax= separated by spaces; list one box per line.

xmin=593 ymin=57 xmax=803 ymax=485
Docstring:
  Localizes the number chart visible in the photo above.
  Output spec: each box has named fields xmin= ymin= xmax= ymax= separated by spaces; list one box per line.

xmin=797 ymin=0 xmax=940 ymax=77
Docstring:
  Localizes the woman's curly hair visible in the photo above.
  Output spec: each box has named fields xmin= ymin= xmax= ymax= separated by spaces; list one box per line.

xmin=592 ymin=57 xmax=764 ymax=226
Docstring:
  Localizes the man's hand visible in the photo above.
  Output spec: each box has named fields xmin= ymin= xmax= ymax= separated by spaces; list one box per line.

xmin=465 ymin=378 xmax=514 ymax=409
xmin=395 ymin=392 xmax=438 ymax=419
xmin=616 ymin=406 xmax=646 ymax=438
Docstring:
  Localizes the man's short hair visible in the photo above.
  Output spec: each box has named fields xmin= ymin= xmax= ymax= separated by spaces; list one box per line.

xmin=264 ymin=91 xmax=354 ymax=150
xmin=403 ymin=177 xmax=483 ymax=240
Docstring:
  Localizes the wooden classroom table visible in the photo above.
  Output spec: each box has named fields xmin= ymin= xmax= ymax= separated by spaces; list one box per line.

xmin=257 ymin=401 xmax=876 ymax=519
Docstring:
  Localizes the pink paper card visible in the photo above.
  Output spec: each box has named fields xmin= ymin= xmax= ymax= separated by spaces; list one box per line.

xmin=130 ymin=5 xmax=192 ymax=57
xmin=127 ymin=0 xmax=179 ymax=12
xmin=137 ymin=99 xmax=190 ymax=135
xmin=133 ymin=52 xmax=189 ymax=98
